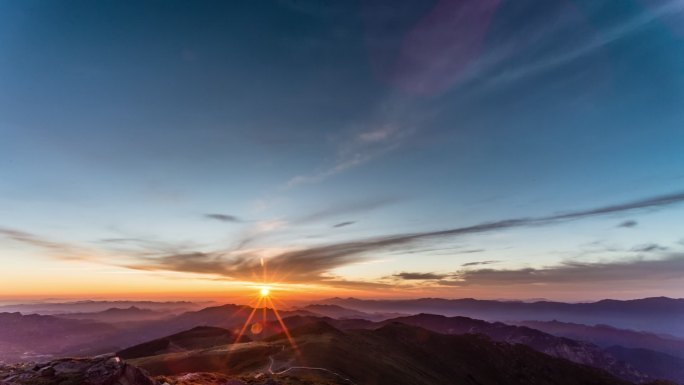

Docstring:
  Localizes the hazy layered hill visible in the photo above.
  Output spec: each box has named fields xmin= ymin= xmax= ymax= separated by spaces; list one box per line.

xmin=517 ymin=320 xmax=684 ymax=359
xmin=0 ymin=301 xmax=202 ymax=315
xmin=298 ymin=304 xmax=407 ymax=321
xmin=0 ymin=304 xmax=315 ymax=363
xmin=0 ymin=312 xmax=117 ymax=363
xmin=55 ymin=306 xmax=172 ymax=323
xmin=606 ymin=346 xmax=684 ymax=385
xmin=318 ymin=297 xmax=684 ymax=336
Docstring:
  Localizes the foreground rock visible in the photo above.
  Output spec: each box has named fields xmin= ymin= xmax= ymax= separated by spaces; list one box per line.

xmin=0 ymin=355 xmax=158 ymax=385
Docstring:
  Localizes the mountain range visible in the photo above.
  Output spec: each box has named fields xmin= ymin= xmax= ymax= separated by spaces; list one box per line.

xmin=317 ymin=297 xmax=684 ymax=337
xmin=2 ymin=298 xmax=683 ymax=384
xmin=5 ymin=320 xmax=645 ymax=385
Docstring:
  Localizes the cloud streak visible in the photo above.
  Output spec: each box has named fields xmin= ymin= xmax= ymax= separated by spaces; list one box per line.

xmin=295 ymin=197 xmax=400 ymax=224
xmin=123 ymin=191 xmax=684 ymax=286
xmin=462 ymin=260 xmax=499 ymax=267
xmin=284 ymin=123 xmax=412 ymax=189
xmin=333 ymin=221 xmax=356 ymax=228
xmin=0 ymin=227 xmax=99 ymax=262
xmin=205 ymin=213 xmax=242 ymax=223
xmin=0 ymin=227 xmax=72 ymax=252
xmin=449 ymin=254 xmax=684 ymax=286
xmin=618 ymin=220 xmax=638 ymax=228
xmin=392 ymin=272 xmax=448 ymax=280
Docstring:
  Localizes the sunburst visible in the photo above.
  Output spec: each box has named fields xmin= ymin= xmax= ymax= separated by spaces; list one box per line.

xmin=231 ymin=260 xmax=299 ymax=355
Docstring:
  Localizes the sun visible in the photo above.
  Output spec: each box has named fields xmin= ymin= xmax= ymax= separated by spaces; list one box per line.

xmin=259 ymin=287 xmax=271 ymax=297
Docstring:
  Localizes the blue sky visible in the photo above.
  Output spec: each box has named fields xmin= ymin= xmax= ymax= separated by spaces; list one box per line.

xmin=1 ymin=0 xmax=684 ymax=301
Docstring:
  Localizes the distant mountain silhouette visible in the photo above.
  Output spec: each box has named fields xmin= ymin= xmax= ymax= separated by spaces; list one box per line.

xmin=300 ymin=304 xmax=405 ymax=321
xmin=518 ymin=320 xmax=684 ymax=359
xmin=319 ymin=297 xmax=684 ymax=336
xmin=56 ymin=306 xmax=171 ymax=323
xmin=0 ymin=301 xmax=201 ymax=315
xmin=0 ymin=312 xmax=117 ymax=363
xmin=300 ymin=304 xmax=374 ymax=319
xmin=0 ymin=304 xmax=311 ymax=364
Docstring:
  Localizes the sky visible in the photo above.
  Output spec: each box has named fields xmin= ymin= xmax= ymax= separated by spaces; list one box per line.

xmin=1 ymin=0 xmax=684 ymax=302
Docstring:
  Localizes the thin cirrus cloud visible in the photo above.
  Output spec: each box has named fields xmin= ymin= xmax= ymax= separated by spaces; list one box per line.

xmin=631 ymin=243 xmax=669 ymax=253
xmin=4 ymin=192 xmax=683 ymax=288
xmin=365 ymin=0 xmax=684 ymax=99
xmin=211 ymin=197 xmax=399 ymax=253
xmin=477 ymin=0 xmax=684 ymax=94
xmin=284 ymin=123 xmax=411 ymax=189
xmin=0 ymin=227 xmax=72 ymax=252
xmin=333 ymin=221 xmax=356 ymax=228
xmin=294 ymin=196 xmax=400 ymax=224
xmin=122 ymin=190 xmax=684 ymax=286
xmin=204 ymin=213 xmax=242 ymax=223
xmin=618 ymin=220 xmax=638 ymax=228
xmin=281 ymin=0 xmax=684 ymax=191
xmin=0 ymin=227 xmax=99 ymax=262
xmin=392 ymin=272 xmax=448 ymax=280
xmin=461 ymin=260 xmax=500 ymax=267
xmin=363 ymin=0 xmax=502 ymax=96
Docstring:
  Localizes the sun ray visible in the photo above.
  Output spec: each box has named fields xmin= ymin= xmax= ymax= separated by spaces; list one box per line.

xmin=233 ymin=296 xmax=262 ymax=345
xmin=266 ymin=296 xmax=300 ymax=355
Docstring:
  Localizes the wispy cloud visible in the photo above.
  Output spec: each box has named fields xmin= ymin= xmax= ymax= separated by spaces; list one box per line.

xmin=295 ymin=197 xmax=400 ymax=224
xmin=0 ymin=227 xmax=97 ymax=262
xmin=392 ymin=272 xmax=448 ymax=280
xmin=390 ymin=255 xmax=684 ymax=288
xmin=618 ymin=220 xmax=638 ymax=228
xmin=447 ymin=254 xmax=684 ymax=286
xmin=631 ymin=243 xmax=669 ymax=253
xmin=283 ymin=0 xmax=684 ymax=190
xmin=471 ymin=0 xmax=684 ymax=90
xmin=364 ymin=0 xmax=501 ymax=95
xmin=0 ymin=227 xmax=72 ymax=252
xmin=284 ymin=122 xmax=412 ymax=189
xmin=462 ymin=260 xmax=499 ymax=267
xmin=333 ymin=221 xmax=356 ymax=228
xmin=127 ymin=243 xmax=368 ymax=283
xmin=122 ymin=190 xmax=684 ymax=286
xmin=205 ymin=213 xmax=242 ymax=223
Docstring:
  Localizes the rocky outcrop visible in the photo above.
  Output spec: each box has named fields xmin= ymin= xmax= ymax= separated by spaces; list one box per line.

xmin=0 ymin=354 xmax=158 ymax=385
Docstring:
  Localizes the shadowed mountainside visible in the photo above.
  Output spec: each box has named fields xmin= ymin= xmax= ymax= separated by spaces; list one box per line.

xmin=261 ymin=314 xmax=648 ymax=383
xmin=606 ymin=346 xmax=684 ymax=385
xmin=376 ymin=313 xmax=648 ymax=383
xmin=117 ymin=326 xmax=251 ymax=359
xmin=127 ymin=320 xmax=639 ymax=385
